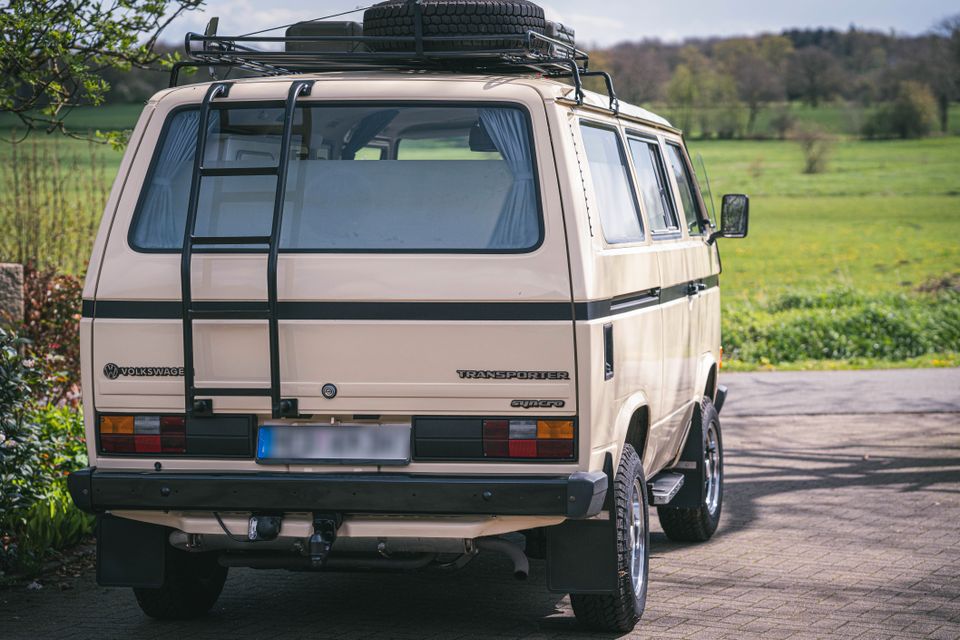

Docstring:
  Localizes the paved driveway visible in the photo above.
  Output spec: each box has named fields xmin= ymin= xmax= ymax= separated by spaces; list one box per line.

xmin=3 ymin=373 xmax=959 ymax=639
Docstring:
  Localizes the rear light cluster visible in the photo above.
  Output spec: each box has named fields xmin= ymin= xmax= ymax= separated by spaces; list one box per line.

xmin=100 ymin=415 xmax=186 ymax=454
xmin=482 ymin=419 xmax=575 ymax=459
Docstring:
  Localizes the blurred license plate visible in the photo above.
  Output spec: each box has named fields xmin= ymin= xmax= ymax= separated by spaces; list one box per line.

xmin=256 ymin=424 xmax=411 ymax=465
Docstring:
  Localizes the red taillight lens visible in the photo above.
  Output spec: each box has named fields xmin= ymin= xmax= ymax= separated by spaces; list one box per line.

xmin=482 ymin=418 xmax=575 ymax=460
xmin=100 ymin=415 xmax=187 ymax=454
xmin=536 ymin=439 xmax=575 ymax=459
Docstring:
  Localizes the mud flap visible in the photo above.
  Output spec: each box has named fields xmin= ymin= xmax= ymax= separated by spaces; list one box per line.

xmin=545 ymin=453 xmax=618 ymax=594
xmin=666 ymin=405 xmax=706 ymax=509
xmin=96 ymin=514 xmax=169 ymax=588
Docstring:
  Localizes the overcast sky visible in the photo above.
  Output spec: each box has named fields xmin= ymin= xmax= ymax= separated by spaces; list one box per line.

xmin=165 ymin=0 xmax=958 ymax=46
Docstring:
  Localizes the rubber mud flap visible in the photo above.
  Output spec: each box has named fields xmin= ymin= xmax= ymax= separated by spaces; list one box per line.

xmin=545 ymin=453 xmax=618 ymax=593
xmin=97 ymin=515 xmax=169 ymax=588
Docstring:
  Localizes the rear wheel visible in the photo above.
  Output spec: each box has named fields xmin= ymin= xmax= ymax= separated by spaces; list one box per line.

xmin=657 ymin=398 xmax=724 ymax=542
xmin=133 ymin=549 xmax=228 ymax=620
xmin=570 ymin=444 xmax=649 ymax=632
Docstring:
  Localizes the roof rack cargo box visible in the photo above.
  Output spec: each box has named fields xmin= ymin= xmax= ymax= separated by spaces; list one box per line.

xmin=285 ymin=21 xmax=368 ymax=53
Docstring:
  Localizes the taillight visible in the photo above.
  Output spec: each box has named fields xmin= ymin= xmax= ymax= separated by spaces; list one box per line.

xmin=100 ymin=415 xmax=186 ymax=454
xmin=483 ymin=418 xmax=575 ymax=460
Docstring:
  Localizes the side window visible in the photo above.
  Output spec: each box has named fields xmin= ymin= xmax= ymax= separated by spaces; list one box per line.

xmin=579 ymin=124 xmax=644 ymax=244
xmin=627 ymin=137 xmax=678 ymax=234
xmin=665 ymin=143 xmax=705 ymax=235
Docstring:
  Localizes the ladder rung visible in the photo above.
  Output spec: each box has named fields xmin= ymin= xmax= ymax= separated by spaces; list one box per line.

xmin=188 ymin=309 xmax=271 ymax=320
xmin=199 ymin=166 xmax=279 ymax=177
xmin=190 ymin=235 xmax=272 ymax=245
xmin=192 ymin=387 xmax=274 ymax=397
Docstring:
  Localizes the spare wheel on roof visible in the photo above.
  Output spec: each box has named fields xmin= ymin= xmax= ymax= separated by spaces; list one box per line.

xmin=363 ymin=0 xmax=548 ymax=52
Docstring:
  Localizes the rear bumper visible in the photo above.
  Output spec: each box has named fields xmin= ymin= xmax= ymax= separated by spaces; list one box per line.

xmin=67 ymin=468 xmax=608 ymax=519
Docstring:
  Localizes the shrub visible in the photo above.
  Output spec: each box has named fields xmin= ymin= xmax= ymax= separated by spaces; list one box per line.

xmin=20 ymin=264 xmax=83 ymax=406
xmin=723 ymin=290 xmax=960 ymax=365
xmin=0 ymin=328 xmax=92 ymax=576
xmin=768 ymin=106 xmax=796 ymax=140
xmin=792 ymin=125 xmax=833 ymax=174
xmin=862 ymin=81 xmax=938 ymax=139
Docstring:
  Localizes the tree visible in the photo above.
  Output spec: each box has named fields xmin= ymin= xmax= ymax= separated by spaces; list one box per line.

xmin=786 ymin=46 xmax=845 ymax=107
xmin=862 ymin=81 xmax=938 ymax=139
xmin=713 ymin=38 xmax=785 ymax=135
xmin=931 ymin=14 xmax=960 ymax=132
xmin=0 ymin=0 xmax=203 ymax=141
xmin=605 ymin=42 xmax=670 ymax=105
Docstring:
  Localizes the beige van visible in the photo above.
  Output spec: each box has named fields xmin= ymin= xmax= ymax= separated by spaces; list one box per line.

xmin=68 ymin=5 xmax=748 ymax=632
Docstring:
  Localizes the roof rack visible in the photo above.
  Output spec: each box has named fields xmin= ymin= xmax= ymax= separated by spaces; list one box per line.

xmin=170 ymin=19 xmax=619 ymax=113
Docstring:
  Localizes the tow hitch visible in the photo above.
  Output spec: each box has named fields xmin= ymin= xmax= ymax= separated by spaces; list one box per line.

xmin=308 ymin=513 xmax=342 ymax=568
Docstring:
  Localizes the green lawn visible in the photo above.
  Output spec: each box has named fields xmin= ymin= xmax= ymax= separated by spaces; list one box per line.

xmin=687 ymin=138 xmax=960 ymax=300
xmin=686 ymin=137 xmax=960 ymax=369
xmin=0 ymin=104 xmax=146 ymax=134
xmin=657 ymin=102 xmax=960 ymax=138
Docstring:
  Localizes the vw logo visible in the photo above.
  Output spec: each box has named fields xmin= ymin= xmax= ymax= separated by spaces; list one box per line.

xmin=103 ymin=363 xmax=121 ymax=380
xmin=321 ymin=383 xmax=338 ymax=399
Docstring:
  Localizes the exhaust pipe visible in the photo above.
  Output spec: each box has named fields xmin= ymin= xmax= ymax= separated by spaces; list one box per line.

xmin=477 ymin=537 xmax=529 ymax=580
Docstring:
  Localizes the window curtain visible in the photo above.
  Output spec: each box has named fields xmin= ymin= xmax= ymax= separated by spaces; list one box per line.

xmin=480 ymin=108 xmax=538 ymax=249
xmin=132 ymin=110 xmax=210 ymax=248
xmin=341 ymin=109 xmax=399 ymax=159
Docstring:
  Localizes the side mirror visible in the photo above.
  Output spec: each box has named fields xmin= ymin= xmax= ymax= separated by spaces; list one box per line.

xmin=708 ymin=194 xmax=749 ymax=244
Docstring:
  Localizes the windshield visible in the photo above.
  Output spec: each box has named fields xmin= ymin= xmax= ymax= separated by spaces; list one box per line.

xmin=129 ymin=104 xmax=541 ymax=252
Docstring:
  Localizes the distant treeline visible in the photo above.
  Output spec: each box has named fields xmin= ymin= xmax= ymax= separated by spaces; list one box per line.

xmin=100 ymin=22 xmax=960 ymax=140
xmin=589 ymin=22 xmax=960 ymax=139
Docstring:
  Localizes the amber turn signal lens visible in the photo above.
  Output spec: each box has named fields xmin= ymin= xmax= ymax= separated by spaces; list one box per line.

xmin=537 ymin=420 xmax=574 ymax=439
xmin=100 ymin=415 xmax=134 ymax=434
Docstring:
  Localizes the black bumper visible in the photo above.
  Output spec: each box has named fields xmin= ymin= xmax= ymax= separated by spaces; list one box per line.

xmin=67 ymin=468 xmax=608 ymax=519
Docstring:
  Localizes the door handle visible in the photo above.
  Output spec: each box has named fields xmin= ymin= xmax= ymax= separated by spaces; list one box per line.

xmin=686 ymin=281 xmax=706 ymax=296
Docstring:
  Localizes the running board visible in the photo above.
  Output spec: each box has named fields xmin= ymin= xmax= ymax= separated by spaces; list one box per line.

xmin=647 ymin=472 xmax=685 ymax=505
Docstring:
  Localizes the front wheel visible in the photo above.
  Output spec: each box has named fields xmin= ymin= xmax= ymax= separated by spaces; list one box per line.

xmin=658 ymin=398 xmax=724 ymax=542
xmin=570 ymin=443 xmax=649 ymax=632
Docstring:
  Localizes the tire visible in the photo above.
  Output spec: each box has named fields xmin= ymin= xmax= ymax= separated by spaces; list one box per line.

xmin=363 ymin=1 xmax=547 ymax=52
xmin=570 ymin=444 xmax=649 ymax=632
xmin=657 ymin=398 xmax=724 ymax=542
xmin=133 ymin=549 xmax=228 ymax=620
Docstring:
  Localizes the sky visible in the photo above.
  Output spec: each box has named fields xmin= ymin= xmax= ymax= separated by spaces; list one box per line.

xmin=164 ymin=0 xmax=959 ymax=47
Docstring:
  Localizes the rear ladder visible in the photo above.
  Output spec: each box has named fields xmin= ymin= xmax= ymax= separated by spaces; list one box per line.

xmin=180 ymin=79 xmax=314 ymax=419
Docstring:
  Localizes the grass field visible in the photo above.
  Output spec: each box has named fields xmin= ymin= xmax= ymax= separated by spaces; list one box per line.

xmin=2 ymin=108 xmax=958 ymax=370
xmin=687 ymin=137 xmax=960 ymax=300
xmin=685 ymin=137 xmax=960 ymax=369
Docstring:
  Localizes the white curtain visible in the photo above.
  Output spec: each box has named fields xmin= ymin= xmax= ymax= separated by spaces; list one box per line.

xmin=132 ymin=111 xmax=206 ymax=249
xmin=480 ymin=109 xmax=538 ymax=249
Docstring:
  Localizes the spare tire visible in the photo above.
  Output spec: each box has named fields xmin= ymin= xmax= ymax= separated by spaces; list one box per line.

xmin=363 ymin=0 xmax=547 ymax=52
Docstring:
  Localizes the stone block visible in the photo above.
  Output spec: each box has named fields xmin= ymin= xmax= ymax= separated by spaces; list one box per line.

xmin=0 ymin=263 xmax=24 ymax=326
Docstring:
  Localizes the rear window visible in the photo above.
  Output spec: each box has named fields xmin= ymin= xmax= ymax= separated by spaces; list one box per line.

xmin=129 ymin=104 xmax=541 ymax=252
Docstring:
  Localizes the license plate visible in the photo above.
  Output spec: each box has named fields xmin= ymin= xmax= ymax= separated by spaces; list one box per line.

xmin=256 ymin=424 xmax=411 ymax=465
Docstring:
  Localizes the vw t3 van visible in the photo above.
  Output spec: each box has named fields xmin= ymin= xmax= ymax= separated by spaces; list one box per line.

xmin=69 ymin=3 xmax=748 ymax=631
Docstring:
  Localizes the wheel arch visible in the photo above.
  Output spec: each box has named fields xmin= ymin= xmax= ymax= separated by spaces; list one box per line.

xmin=694 ymin=352 xmax=719 ymax=404
xmin=612 ymin=391 xmax=652 ymax=470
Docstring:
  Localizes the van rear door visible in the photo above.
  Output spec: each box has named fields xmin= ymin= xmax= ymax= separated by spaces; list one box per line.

xmin=90 ymin=94 xmax=576 ymax=445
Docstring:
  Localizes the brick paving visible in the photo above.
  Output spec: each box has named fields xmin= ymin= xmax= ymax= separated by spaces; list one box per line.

xmin=3 ymin=412 xmax=959 ymax=639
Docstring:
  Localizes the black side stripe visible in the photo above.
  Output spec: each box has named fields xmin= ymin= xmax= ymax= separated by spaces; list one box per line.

xmin=84 ymin=276 xmax=719 ymax=322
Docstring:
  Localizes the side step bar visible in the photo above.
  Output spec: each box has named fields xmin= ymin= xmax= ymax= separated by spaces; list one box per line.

xmin=647 ymin=472 xmax=685 ymax=506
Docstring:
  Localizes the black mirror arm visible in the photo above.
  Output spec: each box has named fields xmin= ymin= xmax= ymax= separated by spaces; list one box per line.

xmin=706 ymin=230 xmax=723 ymax=245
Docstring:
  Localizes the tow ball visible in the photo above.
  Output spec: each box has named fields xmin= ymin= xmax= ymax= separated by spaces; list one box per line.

xmin=308 ymin=513 xmax=342 ymax=568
